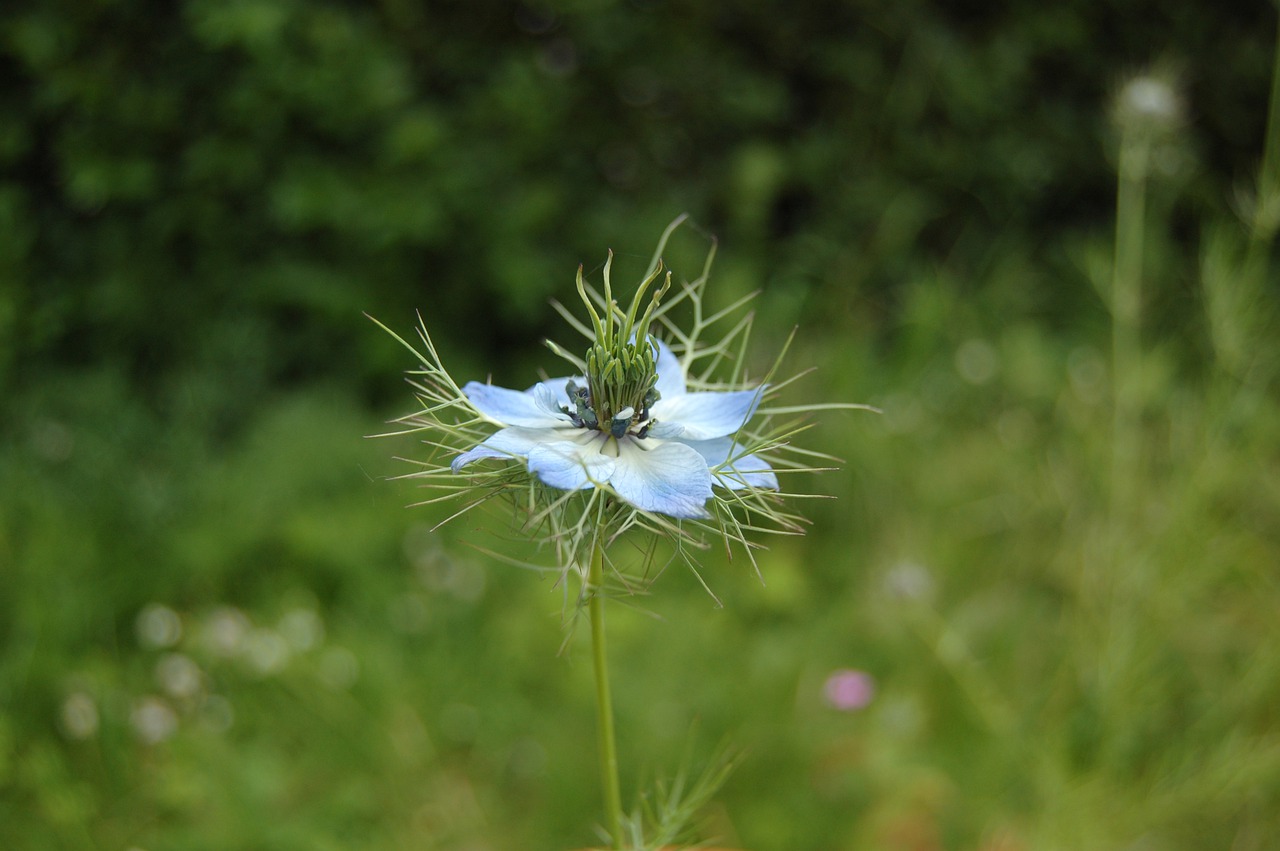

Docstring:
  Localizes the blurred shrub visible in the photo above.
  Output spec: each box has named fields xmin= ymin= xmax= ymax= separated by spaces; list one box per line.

xmin=1 ymin=0 xmax=1274 ymax=408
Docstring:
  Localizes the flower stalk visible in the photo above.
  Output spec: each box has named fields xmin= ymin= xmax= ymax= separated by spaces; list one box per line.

xmin=1109 ymin=71 xmax=1178 ymax=525
xmin=1110 ymin=122 xmax=1146 ymax=525
xmin=586 ymin=530 xmax=624 ymax=847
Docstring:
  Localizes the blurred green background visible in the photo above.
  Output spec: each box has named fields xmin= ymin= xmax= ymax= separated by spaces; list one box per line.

xmin=3 ymin=1 xmax=1279 ymax=848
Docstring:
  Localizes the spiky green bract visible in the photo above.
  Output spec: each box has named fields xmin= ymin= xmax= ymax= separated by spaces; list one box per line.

xmin=609 ymin=742 xmax=743 ymax=851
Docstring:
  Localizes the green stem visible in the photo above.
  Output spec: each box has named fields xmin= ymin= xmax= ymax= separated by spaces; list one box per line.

xmin=1111 ymin=135 xmax=1147 ymax=527
xmin=1249 ymin=11 xmax=1280 ymax=251
xmin=588 ymin=534 xmax=624 ymax=848
xmin=1097 ymin=122 xmax=1150 ymax=729
xmin=1260 ymin=11 xmax=1280 ymax=207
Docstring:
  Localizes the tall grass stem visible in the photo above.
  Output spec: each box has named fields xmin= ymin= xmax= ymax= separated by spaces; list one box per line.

xmin=1110 ymin=136 xmax=1148 ymax=524
xmin=1261 ymin=13 xmax=1280 ymax=207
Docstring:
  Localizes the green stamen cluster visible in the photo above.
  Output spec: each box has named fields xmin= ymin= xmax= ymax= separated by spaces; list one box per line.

xmin=575 ymin=251 xmax=671 ymax=438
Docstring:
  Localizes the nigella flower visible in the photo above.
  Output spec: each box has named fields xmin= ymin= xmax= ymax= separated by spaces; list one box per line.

xmin=374 ymin=216 xmax=874 ymax=586
xmin=451 ymin=336 xmax=776 ymax=520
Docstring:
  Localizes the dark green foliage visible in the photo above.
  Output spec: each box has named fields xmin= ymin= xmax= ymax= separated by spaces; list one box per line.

xmin=2 ymin=0 xmax=1271 ymax=398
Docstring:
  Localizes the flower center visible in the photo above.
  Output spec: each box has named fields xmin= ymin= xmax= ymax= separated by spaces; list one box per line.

xmin=560 ymin=249 xmax=671 ymax=440
xmin=562 ymin=369 xmax=659 ymax=439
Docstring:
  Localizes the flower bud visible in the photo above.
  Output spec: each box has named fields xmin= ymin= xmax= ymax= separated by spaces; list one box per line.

xmin=1113 ymin=72 xmax=1182 ymax=138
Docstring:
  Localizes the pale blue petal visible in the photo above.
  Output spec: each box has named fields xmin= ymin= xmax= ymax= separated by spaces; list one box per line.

xmin=463 ymin=381 xmax=565 ymax=428
xmin=652 ymin=338 xmax=686 ymax=400
xmin=648 ymin=388 xmax=764 ymax=441
xmin=532 ymin=383 xmax=570 ymax=418
xmin=681 ymin=437 xmax=779 ymax=490
xmin=451 ymin=426 xmax=563 ymax=472
xmin=528 ymin=376 xmax=585 ymax=408
xmin=609 ymin=440 xmax=713 ymax=519
xmin=527 ymin=433 xmax=616 ymax=490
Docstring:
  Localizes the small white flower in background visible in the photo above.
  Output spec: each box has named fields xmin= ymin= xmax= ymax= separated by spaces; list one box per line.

xmin=200 ymin=606 xmax=250 ymax=658
xmin=155 ymin=653 xmax=203 ymax=701
xmin=135 ymin=603 xmax=182 ymax=649
xmin=60 ymin=691 xmax=100 ymax=740
xmin=279 ymin=607 xmax=325 ymax=652
xmin=375 ymin=216 xmax=874 ymax=590
xmin=883 ymin=560 xmax=935 ymax=602
xmin=243 ymin=628 xmax=290 ymax=676
xmin=131 ymin=696 xmax=178 ymax=744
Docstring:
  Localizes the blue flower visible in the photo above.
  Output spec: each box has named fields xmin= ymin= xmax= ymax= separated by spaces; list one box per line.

xmin=452 ymin=339 xmax=777 ymax=519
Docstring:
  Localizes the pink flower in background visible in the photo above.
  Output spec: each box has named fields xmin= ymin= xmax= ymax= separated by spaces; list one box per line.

xmin=824 ymin=669 xmax=875 ymax=711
